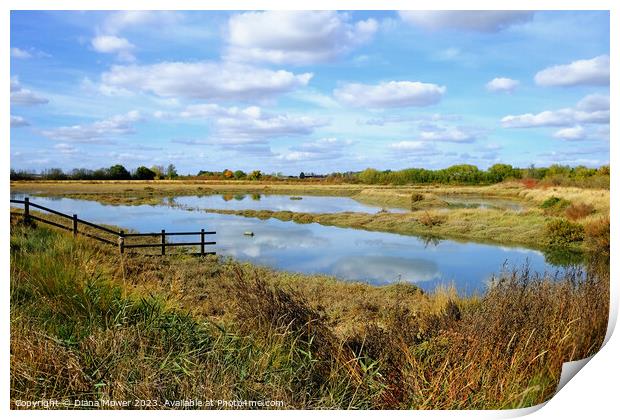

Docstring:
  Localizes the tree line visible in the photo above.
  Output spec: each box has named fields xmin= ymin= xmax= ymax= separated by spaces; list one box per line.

xmin=347 ymin=163 xmax=609 ymax=188
xmin=10 ymin=164 xmax=178 ymax=181
xmin=10 ymin=163 xmax=609 ymax=188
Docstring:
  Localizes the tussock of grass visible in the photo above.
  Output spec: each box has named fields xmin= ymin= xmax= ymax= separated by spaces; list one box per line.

xmin=10 ymin=221 xmax=609 ymax=409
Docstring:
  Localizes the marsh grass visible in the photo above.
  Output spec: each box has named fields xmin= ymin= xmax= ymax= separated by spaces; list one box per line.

xmin=10 ymin=219 xmax=609 ymax=409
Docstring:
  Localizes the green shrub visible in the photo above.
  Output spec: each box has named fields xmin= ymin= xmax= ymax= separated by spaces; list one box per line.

xmin=540 ymin=196 xmax=570 ymax=209
xmin=545 ymin=219 xmax=584 ymax=247
xmin=540 ymin=196 xmax=572 ymax=216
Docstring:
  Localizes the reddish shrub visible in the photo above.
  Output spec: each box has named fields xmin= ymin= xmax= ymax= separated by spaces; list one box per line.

xmin=565 ymin=203 xmax=595 ymax=220
xmin=521 ymin=178 xmax=538 ymax=189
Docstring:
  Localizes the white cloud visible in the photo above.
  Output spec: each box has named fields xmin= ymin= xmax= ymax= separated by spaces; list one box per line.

xmin=11 ymin=48 xmax=32 ymax=59
xmin=501 ymin=94 xmax=610 ymax=142
xmin=91 ymin=35 xmax=135 ymax=61
xmin=41 ymin=110 xmax=141 ymax=142
xmin=334 ymin=81 xmax=445 ymax=108
xmin=101 ymin=62 xmax=312 ymax=101
xmin=362 ymin=113 xmax=460 ymax=126
xmin=576 ymin=93 xmax=609 ymax=112
xmin=226 ymin=11 xmax=377 ymax=65
xmin=278 ymin=138 xmax=353 ymax=162
xmin=399 ymin=11 xmax=533 ymax=32
xmin=101 ymin=11 xmax=179 ymax=35
xmin=501 ymin=109 xmax=608 ymax=128
xmin=53 ymin=143 xmax=79 ymax=154
xmin=553 ymin=126 xmax=587 ymax=141
xmin=10 ymin=115 xmax=30 ymax=127
xmin=534 ymin=55 xmax=609 ymax=87
xmin=10 ymin=77 xmax=49 ymax=106
xmin=388 ymin=141 xmax=427 ymax=151
xmin=178 ymin=104 xmax=325 ymax=141
xmin=419 ymin=126 xmax=479 ymax=143
xmin=486 ymin=77 xmax=519 ymax=93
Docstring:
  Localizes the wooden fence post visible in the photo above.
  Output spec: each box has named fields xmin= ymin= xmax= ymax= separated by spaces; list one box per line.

xmin=161 ymin=229 xmax=166 ymax=255
xmin=200 ymin=228 xmax=205 ymax=256
xmin=118 ymin=231 xmax=125 ymax=254
xmin=73 ymin=214 xmax=78 ymax=237
xmin=24 ymin=197 xmax=30 ymax=223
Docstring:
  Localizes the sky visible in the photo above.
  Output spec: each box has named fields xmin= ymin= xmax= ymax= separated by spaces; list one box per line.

xmin=9 ymin=10 xmax=610 ymax=175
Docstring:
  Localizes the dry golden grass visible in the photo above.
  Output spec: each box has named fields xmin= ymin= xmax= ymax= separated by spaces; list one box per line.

xmin=10 ymin=218 xmax=609 ymax=409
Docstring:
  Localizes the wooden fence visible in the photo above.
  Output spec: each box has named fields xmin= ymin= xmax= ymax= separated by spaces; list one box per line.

xmin=10 ymin=197 xmax=216 ymax=256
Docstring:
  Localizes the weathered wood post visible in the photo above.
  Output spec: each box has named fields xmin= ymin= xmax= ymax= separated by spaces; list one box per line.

xmin=161 ymin=229 xmax=166 ymax=255
xmin=200 ymin=228 xmax=205 ymax=256
xmin=118 ymin=230 xmax=125 ymax=254
xmin=72 ymin=214 xmax=78 ymax=237
xmin=24 ymin=197 xmax=30 ymax=223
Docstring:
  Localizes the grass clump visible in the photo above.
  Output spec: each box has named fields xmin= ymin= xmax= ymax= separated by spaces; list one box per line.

xmin=565 ymin=203 xmax=595 ymax=220
xmin=584 ymin=217 xmax=610 ymax=255
xmin=540 ymin=196 xmax=571 ymax=215
xmin=418 ymin=211 xmax=446 ymax=227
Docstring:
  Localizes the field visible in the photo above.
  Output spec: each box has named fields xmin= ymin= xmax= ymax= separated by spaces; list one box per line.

xmin=9 ymin=180 xmax=610 ymax=409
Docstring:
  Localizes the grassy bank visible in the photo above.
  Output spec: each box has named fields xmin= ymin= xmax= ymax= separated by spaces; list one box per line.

xmin=174 ymin=206 xmax=581 ymax=252
xmin=11 ymin=219 xmax=609 ymax=409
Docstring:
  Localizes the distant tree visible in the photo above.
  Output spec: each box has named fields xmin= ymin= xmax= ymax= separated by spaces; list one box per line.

xmin=598 ymin=165 xmax=610 ymax=176
xmin=223 ymin=169 xmax=234 ymax=179
xmin=42 ymin=168 xmax=67 ymax=180
xmin=248 ymin=170 xmax=262 ymax=180
xmin=166 ymin=164 xmax=178 ymax=179
xmin=233 ymin=170 xmax=246 ymax=179
xmin=133 ymin=166 xmax=156 ymax=180
xmin=487 ymin=163 xmax=518 ymax=183
xmin=108 ymin=164 xmax=131 ymax=180
xmin=150 ymin=165 xmax=164 ymax=179
xmin=299 ymin=172 xmax=305 ymax=179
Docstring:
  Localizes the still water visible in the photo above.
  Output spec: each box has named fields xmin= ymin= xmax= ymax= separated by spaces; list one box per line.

xmin=168 ymin=193 xmax=407 ymax=213
xmin=11 ymin=193 xmax=572 ymax=295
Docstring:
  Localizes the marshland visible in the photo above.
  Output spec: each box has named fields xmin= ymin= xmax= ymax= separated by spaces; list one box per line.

xmin=10 ymin=165 xmax=610 ymax=409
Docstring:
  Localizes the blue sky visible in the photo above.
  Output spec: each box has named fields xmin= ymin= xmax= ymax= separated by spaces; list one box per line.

xmin=10 ymin=10 xmax=610 ymax=175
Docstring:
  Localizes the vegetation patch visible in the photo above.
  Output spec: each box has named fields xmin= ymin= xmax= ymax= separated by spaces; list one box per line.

xmin=545 ymin=219 xmax=585 ymax=247
xmin=565 ymin=203 xmax=595 ymax=220
xmin=10 ymin=222 xmax=609 ymax=409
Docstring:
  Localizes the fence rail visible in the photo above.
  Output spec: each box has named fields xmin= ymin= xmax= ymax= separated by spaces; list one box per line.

xmin=10 ymin=197 xmax=216 ymax=256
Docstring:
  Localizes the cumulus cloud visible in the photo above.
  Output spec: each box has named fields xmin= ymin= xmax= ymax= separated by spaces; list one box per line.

xmin=553 ymin=126 xmax=587 ymax=141
xmin=334 ymin=81 xmax=445 ymax=108
xmin=501 ymin=95 xmax=609 ymax=128
xmin=501 ymin=94 xmax=609 ymax=142
xmin=576 ymin=93 xmax=609 ymax=112
xmin=10 ymin=115 xmax=30 ymax=127
xmin=226 ymin=11 xmax=378 ymax=65
xmin=178 ymin=104 xmax=325 ymax=142
xmin=101 ymin=62 xmax=312 ymax=101
xmin=486 ymin=77 xmax=519 ymax=93
xmin=91 ymin=11 xmax=180 ymax=61
xmin=399 ymin=11 xmax=533 ymax=32
xmin=41 ymin=110 xmax=141 ymax=142
xmin=534 ymin=55 xmax=609 ymax=87
xmin=91 ymin=35 xmax=135 ymax=61
xmin=10 ymin=77 xmax=49 ymax=106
